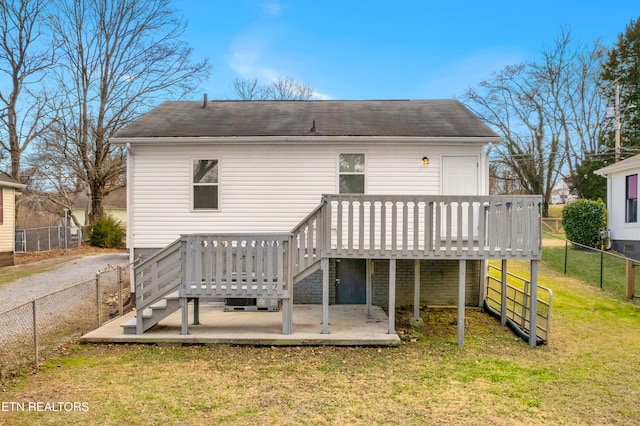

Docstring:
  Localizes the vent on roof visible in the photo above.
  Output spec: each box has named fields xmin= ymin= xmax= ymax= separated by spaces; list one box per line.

xmin=310 ymin=120 xmax=316 ymax=133
xmin=202 ymin=93 xmax=208 ymax=108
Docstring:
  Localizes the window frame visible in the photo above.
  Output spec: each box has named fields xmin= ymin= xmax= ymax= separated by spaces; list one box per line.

xmin=626 ymin=174 xmax=638 ymax=223
xmin=191 ymin=159 xmax=220 ymax=211
xmin=338 ymin=153 xmax=366 ymax=194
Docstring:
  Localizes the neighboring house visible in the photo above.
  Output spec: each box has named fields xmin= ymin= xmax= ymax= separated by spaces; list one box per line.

xmin=596 ymin=154 xmax=640 ymax=260
xmin=550 ymin=178 xmax=577 ymax=205
xmin=0 ymin=172 xmax=26 ymax=266
xmin=111 ymin=99 xmax=543 ymax=345
xmin=72 ymin=187 xmax=127 ymax=227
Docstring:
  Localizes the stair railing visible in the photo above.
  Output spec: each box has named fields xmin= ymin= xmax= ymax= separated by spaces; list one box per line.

xmin=133 ymin=238 xmax=182 ymax=334
xmin=290 ymin=200 xmax=326 ymax=279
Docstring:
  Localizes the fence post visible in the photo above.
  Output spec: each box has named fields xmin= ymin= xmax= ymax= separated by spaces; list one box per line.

xmin=600 ymin=250 xmax=604 ymax=289
xmin=627 ymin=260 xmax=636 ymax=299
xmin=118 ymin=266 xmax=123 ymax=317
xmin=32 ymin=300 xmax=38 ymax=370
xmin=564 ymin=240 xmax=568 ymax=274
xmin=96 ymin=272 xmax=102 ymax=327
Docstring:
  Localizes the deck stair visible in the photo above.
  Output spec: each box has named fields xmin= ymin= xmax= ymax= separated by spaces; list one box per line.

xmin=122 ymin=291 xmax=181 ymax=334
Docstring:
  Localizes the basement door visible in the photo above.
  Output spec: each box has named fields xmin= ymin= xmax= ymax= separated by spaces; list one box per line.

xmin=336 ymin=259 xmax=366 ymax=304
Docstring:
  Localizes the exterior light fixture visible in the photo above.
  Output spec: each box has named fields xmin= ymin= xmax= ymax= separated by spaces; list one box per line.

xmin=422 ymin=156 xmax=429 ymax=166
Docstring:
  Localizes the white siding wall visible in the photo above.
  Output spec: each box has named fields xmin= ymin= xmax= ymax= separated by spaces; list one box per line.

xmin=608 ymin=171 xmax=640 ymax=241
xmin=130 ymin=142 xmax=484 ymax=248
xmin=0 ymin=187 xmax=16 ymax=252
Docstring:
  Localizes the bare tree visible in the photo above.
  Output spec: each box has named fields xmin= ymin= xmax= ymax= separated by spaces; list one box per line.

xmin=464 ymin=63 xmax=562 ymax=216
xmin=44 ymin=0 xmax=210 ymax=224
xmin=0 ymin=0 xmax=54 ymax=181
xmin=463 ymin=30 xmax=607 ymax=215
xmin=21 ymin=149 xmax=85 ymax=228
xmin=232 ymin=75 xmax=315 ymax=100
xmin=233 ymin=77 xmax=270 ymax=100
xmin=533 ymin=29 xmax=607 ymax=177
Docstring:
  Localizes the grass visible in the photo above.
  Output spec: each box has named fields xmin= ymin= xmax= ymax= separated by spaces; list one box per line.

xmin=2 ymin=261 xmax=640 ymax=425
xmin=542 ymin=245 xmax=639 ymax=301
xmin=0 ymin=263 xmax=59 ymax=288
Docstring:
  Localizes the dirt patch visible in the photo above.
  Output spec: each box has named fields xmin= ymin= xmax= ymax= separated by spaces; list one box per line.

xmin=542 ymin=238 xmax=569 ymax=247
xmin=14 ymin=246 xmax=126 ymax=265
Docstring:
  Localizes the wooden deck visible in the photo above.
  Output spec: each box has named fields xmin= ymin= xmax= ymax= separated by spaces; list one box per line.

xmin=129 ymin=194 xmax=544 ymax=346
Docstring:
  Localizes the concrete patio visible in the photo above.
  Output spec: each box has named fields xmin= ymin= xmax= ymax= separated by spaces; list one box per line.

xmin=80 ymin=303 xmax=401 ymax=346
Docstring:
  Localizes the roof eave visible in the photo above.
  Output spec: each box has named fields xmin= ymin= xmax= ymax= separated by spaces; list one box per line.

xmin=1 ymin=180 xmax=26 ymax=190
xmin=111 ymin=135 xmax=503 ymax=146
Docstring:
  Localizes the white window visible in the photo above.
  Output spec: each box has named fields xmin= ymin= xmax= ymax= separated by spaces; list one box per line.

xmin=192 ymin=160 xmax=219 ymax=210
xmin=339 ymin=153 xmax=365 ymax=194
xmin=626 ymin=174 xmax=637 ymax=223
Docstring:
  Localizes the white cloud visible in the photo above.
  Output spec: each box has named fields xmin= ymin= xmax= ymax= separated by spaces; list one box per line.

xmin=312 ymin=90 xmax=333 ymax=100
xmin=261 ymin=3 xmax=285 ymax=17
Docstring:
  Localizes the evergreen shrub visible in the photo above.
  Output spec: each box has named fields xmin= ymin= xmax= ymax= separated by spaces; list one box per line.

xmin=561 ymin=199 xmax=606 ymax=248
xmin=89 ymin=215 xmax=125 ymax=248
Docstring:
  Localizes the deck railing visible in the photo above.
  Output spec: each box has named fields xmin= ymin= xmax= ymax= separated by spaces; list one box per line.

xmin=133 ymin=237 xmax=182 ymax=333
xmin=321 ymin=195 xmax=542 ymax=260
xmin=291 ymin=203 xmax=325 ymax=279
xmin=181 ymin=234 xmax=291 ymax=298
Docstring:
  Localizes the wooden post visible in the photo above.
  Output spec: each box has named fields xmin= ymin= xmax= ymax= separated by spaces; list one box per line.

xmin=388 ymin=259 xmax=396 ymax=334
xmin=181 ymin=297 xmax=188 ymax=335
xmin=627 ymin=259 xmax=636 ymax=299
xmin=193 ymin=298 xmax=200 ymax=325
xmin=321 ymin=258 xmax=330 ymax=334
xmin=478 ymin=259 xmax=487 ymax=308
xmin=283 ymin=238 xmax=294 ymax=335
xmin=366 ymin=258 xmax=373 ymax=318
xmin=500 ymin=259 xmax=507 ymax=326
xmin=528 ymin=260 xmax=539 ymax=347
xmin=413 ymin=259 xmax=420 ymax=322
xmin=457 ymin=259 xmax=466 ymax=346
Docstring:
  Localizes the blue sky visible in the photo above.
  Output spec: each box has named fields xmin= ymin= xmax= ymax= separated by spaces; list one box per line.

xmin=176 ymin=0 xmax=638 ymax=101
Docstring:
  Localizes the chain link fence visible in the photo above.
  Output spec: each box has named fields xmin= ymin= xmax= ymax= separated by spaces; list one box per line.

xmin=543 ymin=233 xmax=640 ymax=302
xmin=15 ymin=226 xmax=92 ymax=253
xmin=0 ymin=262 xmax=134 ymax=382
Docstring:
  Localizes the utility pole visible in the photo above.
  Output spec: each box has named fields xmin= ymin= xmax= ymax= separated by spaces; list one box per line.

xmin=615 ymin=84 xmax=621 ymax=163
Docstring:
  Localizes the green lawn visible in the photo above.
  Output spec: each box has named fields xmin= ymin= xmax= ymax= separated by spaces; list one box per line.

xmin=542 ymin=245 xmax=640 ymax=300
xmin=2 ymin=260 xmax=640 ymax=425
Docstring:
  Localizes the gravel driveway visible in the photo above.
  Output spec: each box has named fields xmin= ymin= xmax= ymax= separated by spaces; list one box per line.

xmin=0 ymin=253 xmax=131 ymax=313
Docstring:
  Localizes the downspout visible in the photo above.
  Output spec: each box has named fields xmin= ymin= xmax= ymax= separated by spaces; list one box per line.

xmin=483 ymin=142 xmax=494 ymax=195
xmin=126 ymin=143 xmax=135 ymax=292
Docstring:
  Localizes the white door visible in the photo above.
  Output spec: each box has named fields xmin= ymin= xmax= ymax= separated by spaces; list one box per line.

xmin=442 ymin=156 xmax=479 ymax=195
xmin=441 ymin=156 xmax=479 ymax=239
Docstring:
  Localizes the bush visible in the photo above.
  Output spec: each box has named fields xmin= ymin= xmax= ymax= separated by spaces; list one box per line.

xmin=561 ymin=199 xmax=606 ymax=248
xmin=89 ymin=215 xmax=125 ymax=248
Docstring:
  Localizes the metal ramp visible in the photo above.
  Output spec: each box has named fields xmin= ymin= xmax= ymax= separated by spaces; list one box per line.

xmin=485 ymin=263 xmax=552 ymax=345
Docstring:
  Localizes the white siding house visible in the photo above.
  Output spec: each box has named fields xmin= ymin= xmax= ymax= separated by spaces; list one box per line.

xmin=0 ymin=173 xmax=25 ymax=266
xmin=126 ymin=142 xmax=487 ymax=249
xmin=596 ymin=154 xmax=640 ymax=259
xmin=110 ymin=100 xmax=544 ymax=346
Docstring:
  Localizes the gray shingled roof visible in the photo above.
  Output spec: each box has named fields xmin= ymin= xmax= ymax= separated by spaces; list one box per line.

xmin=113 ymin=100 xmax=500 ymax=139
